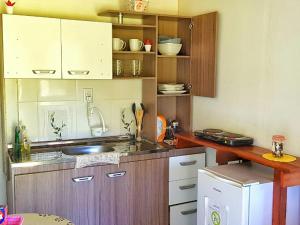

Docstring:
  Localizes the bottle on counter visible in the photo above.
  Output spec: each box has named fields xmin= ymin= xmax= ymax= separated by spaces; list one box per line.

xmin=13 ymin=124 xmax=31 ymax=162
xmin=13 ymin=125 xmax=21 ymax=162
xmin=20 ymin=125 xmax=31 ymax=161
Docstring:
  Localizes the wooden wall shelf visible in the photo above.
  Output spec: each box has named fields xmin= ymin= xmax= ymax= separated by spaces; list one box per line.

xmin=100 ymin=10 xmax=217 ymax=142
xmin=112 ymin=24 xmax=157 ymax=29
xmin=98 ymin=10 xmax=191 ymax=19
xmin=157 ymin=55 xmax=190 ymax=58
xmin=113 ymin=76 xmax=155 ymax=80
xmin=113 ymin=51 xmax=156 ymax=54
xmin=157 ymin=94 xmax=191 ymax=97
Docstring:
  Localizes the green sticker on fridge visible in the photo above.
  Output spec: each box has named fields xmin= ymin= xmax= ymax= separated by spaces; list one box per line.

xmin=206 ymin=198 xmax=227 ymax=225
xmin=211 ymin=211 xmax=221 ymax=225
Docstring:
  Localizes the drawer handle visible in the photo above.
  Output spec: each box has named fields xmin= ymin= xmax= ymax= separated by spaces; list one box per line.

xmin=72 ymin=176 xmax=94 ymax=183
xmin=68 ymin=70 xmax=90 ymax=75
xmin=181 ymin=208 xmax=197 ymax=215
xmin=32 ymin=70 xmax=56 ymax=74
xmin=179 ymin=184 xmax=196 ymax=190
xmin=107 ymin=171 xmax=126 ymax=178
xmin=179 ymin=160 xmax=197 ymax=166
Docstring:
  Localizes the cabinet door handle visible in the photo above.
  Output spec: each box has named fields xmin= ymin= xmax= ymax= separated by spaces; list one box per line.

xmin=67 ymin=70 xmax=90 ymax=75
xmin=179 ymin=160 xmax=197 ymax=166
xmin=181 ymin=208 xmax=197 ymax=215
xmin=32 ymin=70 xmax=56 ymax=74
xmin=179 ymin=184 xmax=196 ymax=190
xmin=106 ymin=171 xmax=126 ymax=178
xmin=72 ymin=176 xmax=94 ymax=183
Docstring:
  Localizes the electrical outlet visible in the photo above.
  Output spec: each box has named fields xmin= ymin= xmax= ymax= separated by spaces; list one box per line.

xmin=83 ymin=88 xmax=93 ymax=102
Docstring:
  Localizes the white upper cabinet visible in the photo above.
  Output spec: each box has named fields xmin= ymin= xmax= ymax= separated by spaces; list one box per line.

xmin=2 ymin=15 xmax=62 ymax=79
xmin=61 ymin=19 xmax=112 ymax=80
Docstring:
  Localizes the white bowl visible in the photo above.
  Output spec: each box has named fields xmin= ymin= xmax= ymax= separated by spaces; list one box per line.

xmin=158 ymin=43 xmax=182 ymax=56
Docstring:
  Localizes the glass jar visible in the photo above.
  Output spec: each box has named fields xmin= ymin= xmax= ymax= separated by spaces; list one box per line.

xmin=272 ymin=135 xmax=286 ymax=158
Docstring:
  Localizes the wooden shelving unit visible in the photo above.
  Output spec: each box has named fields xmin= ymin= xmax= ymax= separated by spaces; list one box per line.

xmin=99 ymin=10 xmax=217 ymax=142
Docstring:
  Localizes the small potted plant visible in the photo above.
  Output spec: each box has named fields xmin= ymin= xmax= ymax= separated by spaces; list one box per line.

xmin=5 ymin=0 xmax=16 ymax=14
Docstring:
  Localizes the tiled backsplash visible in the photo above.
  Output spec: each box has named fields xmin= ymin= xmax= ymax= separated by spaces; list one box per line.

xmin=4 ymin=79 xmax=142 ymax=143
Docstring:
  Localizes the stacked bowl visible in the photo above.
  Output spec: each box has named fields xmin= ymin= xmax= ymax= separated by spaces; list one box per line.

xmin=158 ymin=36 xmax=182 ymax=56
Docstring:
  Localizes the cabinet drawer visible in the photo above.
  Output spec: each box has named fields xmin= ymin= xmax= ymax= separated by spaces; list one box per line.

xmin=169 ymin=153 xmax=205 ymax=181
xmin=170 ymin=202 xmax=197 ymax=225
xmin=169 ymin=178 xmax=197 ymax=205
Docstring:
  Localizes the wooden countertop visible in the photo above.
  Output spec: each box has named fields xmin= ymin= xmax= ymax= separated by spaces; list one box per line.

xmin=176 ymin=132 xmax=300 ymax=173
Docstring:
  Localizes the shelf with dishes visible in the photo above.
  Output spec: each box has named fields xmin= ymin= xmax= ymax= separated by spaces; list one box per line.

xmin=157 ymin=83 xmax=191 ymax=96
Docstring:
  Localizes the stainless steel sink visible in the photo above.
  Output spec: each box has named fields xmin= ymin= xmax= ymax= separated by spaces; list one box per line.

xmin=62 ymin=145 xmax=115 ymax=155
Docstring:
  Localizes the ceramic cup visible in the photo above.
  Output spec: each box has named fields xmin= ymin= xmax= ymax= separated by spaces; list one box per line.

xmin=129 ymin=39 xmax=144 ymax=52
xmin=113 ymin=38 xmax=126 ymax=51
xmin=144 ymin=44 xmax=152 ymax=52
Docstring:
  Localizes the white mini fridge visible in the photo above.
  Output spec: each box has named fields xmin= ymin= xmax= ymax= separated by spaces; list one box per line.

xmin=197 ymin=163 xmax=300 ymax=225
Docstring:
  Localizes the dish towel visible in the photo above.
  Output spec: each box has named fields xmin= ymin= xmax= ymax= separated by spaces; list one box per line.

xmin=75 ymin=151 xmax=128 ymax=168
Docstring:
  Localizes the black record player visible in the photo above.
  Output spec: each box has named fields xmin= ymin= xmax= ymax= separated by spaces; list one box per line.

xmin=194 ymin=129 xmax=254 ymax=146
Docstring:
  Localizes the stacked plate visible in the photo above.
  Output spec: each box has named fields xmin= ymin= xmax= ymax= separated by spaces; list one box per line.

xmin=158 ymin=83 xmax=187 ymax=95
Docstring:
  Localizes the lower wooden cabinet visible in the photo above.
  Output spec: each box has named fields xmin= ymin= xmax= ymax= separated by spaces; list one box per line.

xmin=14 ymin=158 xmax=168 ymax=225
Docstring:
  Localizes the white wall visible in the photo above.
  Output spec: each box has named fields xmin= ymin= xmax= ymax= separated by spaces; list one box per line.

xmin=179 ymin=0 xmax=300 ymax=156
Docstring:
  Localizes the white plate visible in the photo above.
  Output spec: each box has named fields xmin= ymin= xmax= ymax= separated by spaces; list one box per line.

xmin=158 ymin=83 xmax=185 ymax=89
xmin=158 ymin=86 xmax=185 ymax=91
xmin=160 ymin=90 xmax=187 ymax=95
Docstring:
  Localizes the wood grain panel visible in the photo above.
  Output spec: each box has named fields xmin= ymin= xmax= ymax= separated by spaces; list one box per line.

xmin=176 ymin=96 xmax=191 ymax=132
xmin=142 ymin=79 xmax=157 ymax=142
xmin=191 ymin=12 xmax=217 ymax=97
xmin=272 ymin=170 xmax=287 ymax=225
xmin=157 ymin=58 xmax=177 ymax=83
xmin=157 ymin=96 xmax=176 ymax=120
xmin=158 ymin=17 xmax=178 ymax=37
xmin=177 ymin=58 xmax=191 ymax=85
xmin=280 ymin=171 xmax=300 ymax=188
xmin=15 ymin=167 xmax=99 ymax=225
xmin=177 ymin=18 xmax=192 ymax=56
xmin=132 ymin=158 xmax=168 ymax=225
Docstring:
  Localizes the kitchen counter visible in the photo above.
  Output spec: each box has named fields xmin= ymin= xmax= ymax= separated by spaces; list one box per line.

xmin=8 ymin=138 xmax=170 ymax=174
xmin=8 ymin=136 xmax=205 ymax=175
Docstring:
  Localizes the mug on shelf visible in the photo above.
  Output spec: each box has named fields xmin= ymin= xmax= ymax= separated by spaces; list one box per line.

xmin=129 ymin=39 xmax=144 ymax=52
xmin=113 ymin=38 xmax=126 ymax=51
